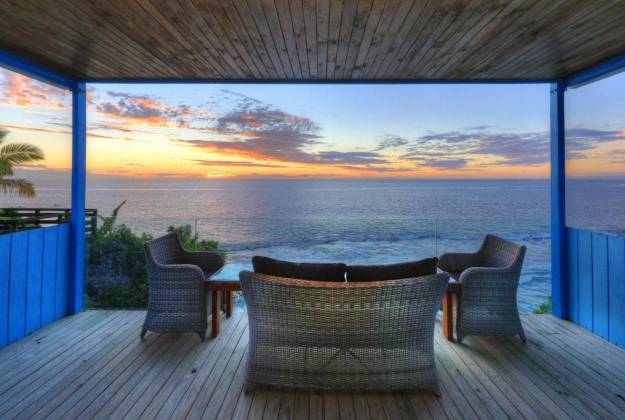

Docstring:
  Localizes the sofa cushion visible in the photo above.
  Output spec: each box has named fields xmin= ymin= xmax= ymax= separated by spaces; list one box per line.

xmin=252 ymin=256 xmax=346 ymax=282
xmin=346 ymin=258 xmax=438 ymax=282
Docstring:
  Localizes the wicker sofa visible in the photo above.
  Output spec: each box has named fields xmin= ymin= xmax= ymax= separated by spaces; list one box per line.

xmin=438 ymin=234 xmax=527 ymax=343
xmin=141 ymin=233 xmax=224 ymax=340
xmin=240 ymin=271 xmax=449 ymax=394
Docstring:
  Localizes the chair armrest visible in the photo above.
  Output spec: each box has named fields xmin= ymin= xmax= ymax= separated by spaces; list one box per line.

xmin=180 ymin=250 xmax=225 ymax=275
xmin=152 ymin=264 xmax=204 ymax=283
xmin=438 ymin=252 xmax=482 ymax=273
xmin=459 ymin=266 xmax=516 ymax=286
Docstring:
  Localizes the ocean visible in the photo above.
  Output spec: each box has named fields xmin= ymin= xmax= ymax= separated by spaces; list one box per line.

xmin=5 ymin=176 xmax=564 ymax=314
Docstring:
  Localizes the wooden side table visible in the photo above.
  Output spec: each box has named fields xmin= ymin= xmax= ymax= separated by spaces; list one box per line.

xmin=442 ymin=279 xmax=461 ymax=341
xmin=205 ymin=279 xmax=241 ymax=338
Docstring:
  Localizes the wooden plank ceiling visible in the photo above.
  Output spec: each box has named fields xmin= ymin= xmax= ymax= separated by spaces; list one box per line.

xmin=2 ymin=0 xmax=625 ymax=81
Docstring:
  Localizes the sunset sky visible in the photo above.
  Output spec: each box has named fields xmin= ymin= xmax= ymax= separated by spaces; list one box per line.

xmin=1 ymin=66 xmax=624 ymax=180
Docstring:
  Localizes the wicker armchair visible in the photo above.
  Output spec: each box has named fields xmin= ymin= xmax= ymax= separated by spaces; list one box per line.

xmin=240 ymin=271 xmax=449 ymax=394
xmin=439 ymin=234 xmax=527 ymax=343
xmin=141 ymin=233 xmax=224 ymax=340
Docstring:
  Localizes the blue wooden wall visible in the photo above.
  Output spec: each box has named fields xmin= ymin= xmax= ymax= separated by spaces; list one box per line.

xmin=566 ymin=227 xmax=625 ymax=348
xmin=0 ymin=224 xmax=70 ymax=348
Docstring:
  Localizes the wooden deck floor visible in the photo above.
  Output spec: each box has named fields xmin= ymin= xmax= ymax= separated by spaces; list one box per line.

xmin=1 ymin=310 xmax=625 ymax=420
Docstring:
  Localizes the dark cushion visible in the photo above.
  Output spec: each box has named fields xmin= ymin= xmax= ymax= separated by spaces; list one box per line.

xmin=252 ymin=256 xmax=346 ymax=282
xmin=346 ymin=258 xmax=438 ymax=282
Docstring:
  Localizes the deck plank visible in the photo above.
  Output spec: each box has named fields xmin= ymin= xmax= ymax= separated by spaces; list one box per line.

xmin=0 ymin=311 xmax=624 ymax=419
xmin=0 ymin=311 xmax=130 ymax=415
xmin=184 ymin=316 xmax=248 ymax=419
xmin=434 ymin=332 xmax=522 ymax=418
xmin=13 ymin=311 xmax=144 ymax=419
xmin=469 ymin=335 xmax=591 ymax=418
xmin=0 ymin=309 xmax=111 ymax=377
xmin=215 ymin=335 xmax=252 ymax=419
xmin=157 ymin=313 xmax=246 ymax=419
xmin=60 ymin=329 xmax=167 ymax=418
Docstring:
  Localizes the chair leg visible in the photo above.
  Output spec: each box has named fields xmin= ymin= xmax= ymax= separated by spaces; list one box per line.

xmin=519 ymin=330 xmax=527 ymax=344
xmin=212 ymin=290 xmax=220 ymax=338
xmin=442 ymin=292 xmax=454 ymax=341
xmin=432 ymin=383 xmax=442 ymax=397
xmin=197 ymin=330 xmax=206 ymax=342
xmin=140 ymin=325 xmax=147 ymax=339
xmin=244 ymin=382 xmax=255 ymax=395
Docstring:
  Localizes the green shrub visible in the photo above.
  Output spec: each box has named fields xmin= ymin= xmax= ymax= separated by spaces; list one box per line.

xmin=533 ymin=296 xmax=552 ymax=314
xmin=166 ymin=224 xmax=222 ymax=253
xmin=88 ymin=281 xmax=149 ymax=308
xmin=86 ymin=202 xmax=223 ymax=308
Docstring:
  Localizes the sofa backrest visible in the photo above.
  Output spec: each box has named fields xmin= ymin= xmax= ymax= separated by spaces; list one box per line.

xmin=253 ymin=255 xmax=442 ymax=283
xmin=252 ymin=256 xmax=346 ymax=282
xmin=346 ymin=258 xmax=438 ymax=282
xmin=240 ymin=271 xmax=450 ymax=348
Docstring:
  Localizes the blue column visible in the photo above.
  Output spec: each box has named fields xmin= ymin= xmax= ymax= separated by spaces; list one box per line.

xmin=69 ymin=81 xmax=87 ymax=314
xmin=551 ymin=80 xmax=567 ymax=319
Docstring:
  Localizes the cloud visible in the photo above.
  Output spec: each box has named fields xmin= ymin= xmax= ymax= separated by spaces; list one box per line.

xmin=471 ymin=132 xmax=550 ymax=165
xmin=181 ymin=137 xmax=394 ymax=166
xmin=564 ymin=128 xmax=624 ymax=159
xmin=90 ymin=122 xmax=140 ymax=133
xmin=421 ymin=158 xmax=471 ymax=169
xmin=1 ymin=123 xmax=71 ymax=137
xmin=315 ymin=151 xmax=388 ymax=165
xmin=609 ymin=150 xmax=625 ymax=163
xmin=334 ymin=164 xmax=414 ymax=173
xmin=1 ymin=123 xmax=133 ymax=141
xmin=376 ymin=135 xmax=410 ymax=150
xmin=403 ymin=130 xmax=548 ymax=169
xmin=193 ymin=159 xmax=283 ymax=168
xmin=179 ymin=129 xmax=320 ymax=163
xmin=177 ymin=90 xmax=401 ymax=171
xmin=402 ymin=127 xmax=625 ymax=169
xmin=94 ymin=91 xmax=199 ymax=127
xmin=0 ymin=69 xmax=69 ymax=109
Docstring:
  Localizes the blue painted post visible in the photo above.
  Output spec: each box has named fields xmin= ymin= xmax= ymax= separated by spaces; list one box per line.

xmin=551 ymin=80 xmax=567 ymax=319
xmin=69 ymin=81 xmax=87 ymax=314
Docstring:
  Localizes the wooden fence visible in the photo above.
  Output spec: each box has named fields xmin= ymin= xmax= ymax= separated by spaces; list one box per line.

xmin=0 ymin=224 xmax=70 ymax=347
xmin=566 ymin=227 xmax=625 ymax=348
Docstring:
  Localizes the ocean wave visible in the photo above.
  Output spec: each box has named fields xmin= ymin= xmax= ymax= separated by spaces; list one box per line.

xmin=223 ymin=231 xmax=551 ymax=252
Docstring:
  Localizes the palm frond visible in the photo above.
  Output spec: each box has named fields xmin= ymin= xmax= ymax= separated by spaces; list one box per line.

xmin=0 ymin=160 xmax=13 ymax=176
xmin=0 ymin=143 xmax=45 ymax=164
xmin=0 ymin=178 xmax=36 ymax=197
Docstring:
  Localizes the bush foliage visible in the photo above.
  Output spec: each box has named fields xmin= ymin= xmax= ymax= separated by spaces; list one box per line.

xmin=533 ymin=296 xmax=552 ymax=315
xmin=86 ymin=201 xmax=223 ymax=308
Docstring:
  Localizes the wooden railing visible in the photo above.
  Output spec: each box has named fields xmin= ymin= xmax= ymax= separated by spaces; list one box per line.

xmin=0 ymin=208 xmax=97 ymax=236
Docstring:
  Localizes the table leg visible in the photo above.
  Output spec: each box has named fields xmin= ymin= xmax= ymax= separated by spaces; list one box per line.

xmin=211 ymin=290 xmax=220 ymax=338
xmin=442 ymin=291 xmax=454 ymax=341
xmin=226 ymin=290 xmax=233 ymax=318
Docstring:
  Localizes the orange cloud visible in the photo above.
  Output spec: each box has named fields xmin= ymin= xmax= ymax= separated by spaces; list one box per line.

xmin=0 ymin=69 xmax=69 ymax=109
xmin=93 ymin=91 xmax=208 ymax=129
xmin=2 ymin=123 xmax=132 ymax=141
